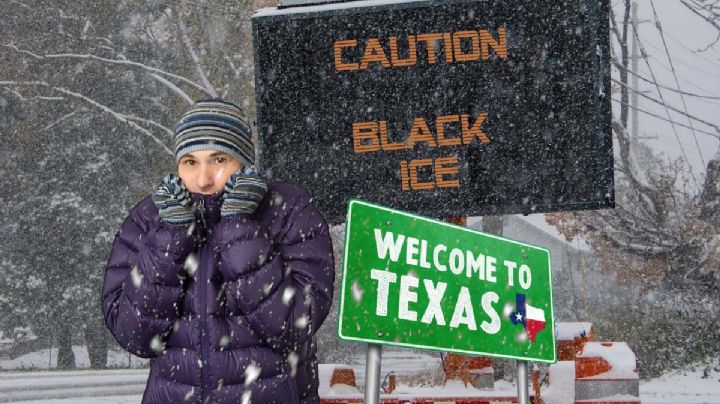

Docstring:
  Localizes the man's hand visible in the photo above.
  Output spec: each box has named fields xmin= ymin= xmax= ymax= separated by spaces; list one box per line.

xmin=221 ymin=166 xmax=268 ymax=217
xmin=151 ymin=174 xmax=195 ymax=225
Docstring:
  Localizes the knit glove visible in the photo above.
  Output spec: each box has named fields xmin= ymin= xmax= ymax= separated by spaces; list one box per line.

xmin=151 ymin=174 xmax=195 ymax=225
xmin=221 ymin=166 xmax=268 ymax=217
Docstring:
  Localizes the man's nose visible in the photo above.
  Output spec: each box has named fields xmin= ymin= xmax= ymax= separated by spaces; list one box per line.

xmin=196 ymin=164 xmax=215 ymax=189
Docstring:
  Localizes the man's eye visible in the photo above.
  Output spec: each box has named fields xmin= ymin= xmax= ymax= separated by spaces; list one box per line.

xmin=215 ymin=157 xmax=228 ymax=164
xmin=183 ymin=160 xmax=195 ymax=166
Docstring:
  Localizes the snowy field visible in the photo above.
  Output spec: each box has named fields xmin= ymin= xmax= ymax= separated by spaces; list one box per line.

xmin=0 ymin=348 xmax=718 ymax=403
xmin=0 ymin=346 xmax=148 ymax=371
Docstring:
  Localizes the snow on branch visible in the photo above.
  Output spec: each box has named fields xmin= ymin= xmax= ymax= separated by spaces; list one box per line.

xmin=42 ymin=110 xmax=79 ymax=132
xmin=125 ymin=114 xmax=173 ymax=137
xmin=52 ymin=87 xmax=174 ymax=155
xmin=612 ymin=121 xmax=665 ymax=203
xmin=224 ymin=54 xmax=241 ymax=80
xmin=8 ymin=0 xmax=31 ymax=10
xmin=0 ymin=80 xmax=173 ymax=155
xmin=177 ymin=19 xmax=219 ymax=98
xmin=2 ymin=44 xmax=210 ymax=99
xmin=2 ymin=86 xmax=25 ymax=100
xmin=150 ymin=73 xmax=193 ymax=105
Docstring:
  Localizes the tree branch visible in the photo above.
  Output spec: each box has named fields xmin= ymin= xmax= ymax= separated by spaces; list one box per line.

xmin=2 ymin=44 xmax=211 ymax=98
xmin=125 ymin=114 xmax=174 ymax=137
xmin=681 ymin=0 xmax=720 ymax=33
xmin=42 ymin=110 xmax=80 ymax=132
xmin=149 ymin=73 xmax=193 ymax=105
xmin=176 ymin=18 xmax=218 ymax=98
xmin=0 ymin=80 xmax=173 ymax=155
xmin=2 ymin=86 xmax=26 ymax=100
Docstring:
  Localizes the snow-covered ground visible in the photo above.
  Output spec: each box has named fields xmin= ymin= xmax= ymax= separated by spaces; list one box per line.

xmin=542 ymin=358 xmax=720 ymax=404
xmin=1 ymin=349 xmax=718 ymax=403
xmin=0 ymin=346 xmax=147 ymax=371
xmin=0 ymin=369 xmax=146 ymax=403
xmin=640 ymin=362 xmax=720 ymax=404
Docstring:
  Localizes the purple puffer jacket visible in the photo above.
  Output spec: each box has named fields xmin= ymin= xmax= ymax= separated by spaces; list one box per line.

xmin=102 ymin=182 xmax=334 ymax=404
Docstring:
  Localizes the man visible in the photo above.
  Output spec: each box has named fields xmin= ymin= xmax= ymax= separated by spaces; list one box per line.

xmin=101 ymin=99 xmax=334 ymax=403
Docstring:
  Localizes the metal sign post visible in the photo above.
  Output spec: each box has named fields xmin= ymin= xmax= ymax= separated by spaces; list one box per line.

xmin=517 ymin=360 xmax=529 ymax=404
xmin=364 ymin=344 xmax=382 ymax=404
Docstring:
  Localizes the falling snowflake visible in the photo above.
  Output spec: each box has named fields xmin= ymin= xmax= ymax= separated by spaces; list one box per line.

xmin=503 ymin=302 xmax=514 ymax=318
xmin=130 ymin=265 xmax=143 ymax=288
xmin=150 ymin=334 xmax=165 ymax=353
xmin=183 ymin=387 xmax=194 ymax=401
xmin=287 ymin=351 xmax=299 ymax=377
xmin=219 ymin=335 xmax=231 ymax=350
xmin=351 ymin=280 xmax=363 ymax=303
xmin=262 ymin=282 xmax=274 ymax=296
xmin=295 ymin=315 xmax=309 ymax=329
xmin=282 ymin=286 xmax=296 ymax=305
xmin=184 ymin=253 xmax=198 ymax=277
xmin=244 ymin=362 xmax=261 ymax=386
xmin=186 ymin=221 xmax=196 ymax=237
xmin=258 ymin=251 xmax=267 ymax=266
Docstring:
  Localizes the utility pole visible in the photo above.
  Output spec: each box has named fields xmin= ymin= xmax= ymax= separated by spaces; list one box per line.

xmin=629 ymin=0 xmax=652 ymax=180
xmin=630 ymin=1 xmax=640 ymax=152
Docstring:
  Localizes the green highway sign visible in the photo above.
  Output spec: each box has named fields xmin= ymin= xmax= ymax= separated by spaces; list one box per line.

xmin=338 ymin=200 xmax=556 ymax=363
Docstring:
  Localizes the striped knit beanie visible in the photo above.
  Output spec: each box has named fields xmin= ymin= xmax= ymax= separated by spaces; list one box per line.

xmin=174 ymin=99 xmax=255 ymax=167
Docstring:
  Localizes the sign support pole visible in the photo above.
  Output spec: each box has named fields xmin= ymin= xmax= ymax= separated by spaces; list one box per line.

xmin=364 ymin=344 xmax=382 ymax=404
xmin=516 ymin=360 xmax=529 ymax=404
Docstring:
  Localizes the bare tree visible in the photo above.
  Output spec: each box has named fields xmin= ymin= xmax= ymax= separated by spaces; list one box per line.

xmin=547 ymin=0 xmax=719 ymax=290
xmin=0 ymin=0 xmax=276 ymax=368
xmin=546 ymin=0 xmax=720 ymax=376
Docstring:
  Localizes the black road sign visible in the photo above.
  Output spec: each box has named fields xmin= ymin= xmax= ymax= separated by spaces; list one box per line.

xmin=253 ymin=0 xmax=613 ymax=224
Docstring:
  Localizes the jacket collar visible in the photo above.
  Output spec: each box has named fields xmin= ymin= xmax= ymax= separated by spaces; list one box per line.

xmin=191 ymin=192 xmax=224 ymax=227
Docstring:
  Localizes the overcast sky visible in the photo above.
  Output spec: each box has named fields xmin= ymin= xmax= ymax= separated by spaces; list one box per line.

xmin=620 ymin=0 xmax=720 ymax=179
xmin=489 ymin=1 xmax=720 ymax=240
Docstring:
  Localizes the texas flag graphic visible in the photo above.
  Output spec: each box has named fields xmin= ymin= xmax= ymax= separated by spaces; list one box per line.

xmin=509 ymin=293 xmax=546 ymax=343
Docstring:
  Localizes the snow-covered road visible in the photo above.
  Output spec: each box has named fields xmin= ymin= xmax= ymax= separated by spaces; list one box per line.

xmin=0 ymin=369 xmax=146 ymax=403
xmin=1 ymin=355 xmax=718 ymax=403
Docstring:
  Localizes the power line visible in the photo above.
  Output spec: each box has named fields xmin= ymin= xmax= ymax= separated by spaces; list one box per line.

xmin=640 ymin=132 xmax=707 ymax=159
xmin=611 ymin=98 xmax=719 ymax=139
xmin=680 ymin=0 xmax=720 ymax=33
xmin=629 ymin=12 xmax=700 ymax=190
xmin=611 ymin=78 xmax=720 ymax=133
xmin=633 ymin=50 xmax=720 ymax=98
xmin=640 ymin=38 xmax=720 ymax=77
xmin=661 ymin=30 xmax=720 ymax=69
xmin=611 ymin=57 xmax=720 ymax=102
xmin=649 ymin=0 xmax=706 ymax=167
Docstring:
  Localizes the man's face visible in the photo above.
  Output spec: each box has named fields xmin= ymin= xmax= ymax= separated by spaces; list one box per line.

xmin=177 ymin=150 xmax=243 ymax=195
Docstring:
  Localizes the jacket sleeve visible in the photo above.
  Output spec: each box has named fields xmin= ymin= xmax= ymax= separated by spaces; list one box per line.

xmin=214 ymin=190 xmax=334 ymax=353
xmin=101 ymin=199 xmax=195 ymax=358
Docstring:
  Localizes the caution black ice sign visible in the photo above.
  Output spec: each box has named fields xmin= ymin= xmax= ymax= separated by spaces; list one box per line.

xmin=252 ymin=0 xmax=613 ymax=224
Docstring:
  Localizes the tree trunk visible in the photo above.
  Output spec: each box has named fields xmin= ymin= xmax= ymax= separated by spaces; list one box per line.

xmin=56 ymin=323 xmax=76 ymax=369
xmin=699 ymin=159 xmax=720 ymax=223
xmin=85 ymin=319 xmax=108 ymax=369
